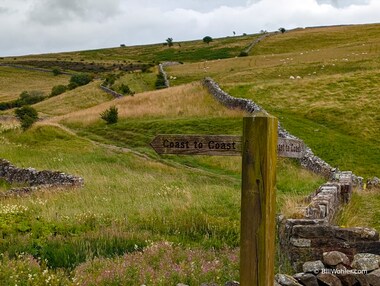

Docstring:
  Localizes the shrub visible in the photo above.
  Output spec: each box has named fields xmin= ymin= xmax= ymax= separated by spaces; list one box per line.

xmin=15 ymin=106 xmax=38 ymax=130
xmin=100 ymin=106 xmax=118 ymax=124
xmin=68 ymin=73 xmax=93 ymax=90
xmin=155 ymin=73 xmax=167 ymax=89
xmin=50 ymin=85 xmax=67 ymax=97
xmin=52 ymin=68 xmax=62 ymax=76
xmin=118 ymin=84 xmax=134 ymax=95
xmin=239 ymin=51 xmax=249 ymax=57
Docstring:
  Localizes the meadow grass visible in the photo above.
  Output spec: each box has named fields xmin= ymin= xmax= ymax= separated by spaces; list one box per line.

xmin=0 ymin=23 xmax=379 ymax=283
xmin=336 ymin=188 xmax=380 ymax=232
xmin=33 ymin=81 xmax=113 ymax=117
xmin=0 ymin=66 xmax=70 ymax=102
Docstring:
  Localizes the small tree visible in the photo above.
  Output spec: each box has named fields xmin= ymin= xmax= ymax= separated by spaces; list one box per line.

xmin=166 ymin=38 xmax=174 ymax=47
xmin=279 ymin=27 xmax=286 ymax=34
xmin=100 ymin=106 xmax=118 ymax=124
xmin=15 ymin=105 xmax=38 ymax=130
xmin=203 ymin=36 xmax=213 ymax=45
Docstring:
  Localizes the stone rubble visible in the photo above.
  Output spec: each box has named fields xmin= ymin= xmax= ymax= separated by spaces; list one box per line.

xmin=0 ymin=158 xmax=84 ymax=196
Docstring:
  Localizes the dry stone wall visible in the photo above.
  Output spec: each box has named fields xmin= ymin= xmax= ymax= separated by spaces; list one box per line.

xmin=201 ymin=77 xmax=380 ymax=276
xmin=202 ymin=77 xmax=335 ymax=179
xmin=0 ymin=158 xmax=84 ymax=196
xmin=99 ymin=84 xmax=124 ymax=98
xmin=275 ymin=251 xmax=380 ymax=286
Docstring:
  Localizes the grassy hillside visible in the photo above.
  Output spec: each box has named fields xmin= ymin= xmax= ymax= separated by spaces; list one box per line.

xmin=4 ymin=34 xmax=259 ymax=65
xmin=167 ymin=23 xmax=380 ymax=177
xmin=0 ymin=66 xmax=70 ymax=102
xmin=0 ymin=23 xmax=379 ymax=284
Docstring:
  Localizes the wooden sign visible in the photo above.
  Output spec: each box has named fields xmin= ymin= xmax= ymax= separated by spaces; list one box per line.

xmin=150 ymin=117 xmax=307 ymax=286
xmin=150 ymin=135 xmax=305 ymax=158
xmin=150 ymin=134 xmax=241 ymax=156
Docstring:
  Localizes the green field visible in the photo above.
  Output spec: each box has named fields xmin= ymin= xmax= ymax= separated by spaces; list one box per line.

xmin=0 ymin=23 xmax=379 ymax=285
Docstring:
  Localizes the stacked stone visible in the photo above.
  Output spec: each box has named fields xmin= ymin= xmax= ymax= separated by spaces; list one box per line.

xmin=203 ymin=77 xmax=264 ymax=113
xmin=275 ymin=251 xmax=380 ymax=286
xmin=99 ymin=85 xmax=124 ymax=98
xmin=158 ymin=63 xmax=170 ymax=88
xmin=202 ymin=77 xmax=337 ymax=179
xmin=0 ymin=158 xmax=84 ymax=193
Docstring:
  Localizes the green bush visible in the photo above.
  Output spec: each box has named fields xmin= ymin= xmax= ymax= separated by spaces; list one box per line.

xmin=52 ymin=68 xmax=63 ymax=76
xmin=50 ymin=85 xmax=67 ymax=97
xmin=155 ymin=73 xmax=167 ymax=89
xmin=118 ymin=83 xmax=134 ymax=95
xmin=68 ymin=73 xmax=93 ymax=90
xmin=15 ymin=106 xmax=39 ymax=130
xmin=100 ymin=106 xmax=118 ymax=124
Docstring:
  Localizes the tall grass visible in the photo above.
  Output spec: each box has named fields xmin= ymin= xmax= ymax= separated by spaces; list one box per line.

xmin=0 ymin=66 xmax=70 ymax=102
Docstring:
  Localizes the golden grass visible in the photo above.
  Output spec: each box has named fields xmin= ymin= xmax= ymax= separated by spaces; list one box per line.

xmin=279 ymin=196 xmax=308 ymax=219
xmin=0 ymin=66 xmax=70 ymax=102
xmin=34 ymin=81 xmax=113 ymax=117
xmin=52 ymin=82 xmax=245 ymax=126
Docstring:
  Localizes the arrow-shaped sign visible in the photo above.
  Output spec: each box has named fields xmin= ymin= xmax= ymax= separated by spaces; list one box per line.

xmin=150 ymin=134 xmax=305 ymax=158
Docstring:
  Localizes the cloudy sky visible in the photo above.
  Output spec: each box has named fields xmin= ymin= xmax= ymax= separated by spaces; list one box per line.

xmin=0 ymin=0 xmax=379 ymax=57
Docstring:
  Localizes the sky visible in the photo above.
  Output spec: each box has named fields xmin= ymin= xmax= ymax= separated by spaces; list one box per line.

xmin=0 ymin=0 xmax=379 ymax=57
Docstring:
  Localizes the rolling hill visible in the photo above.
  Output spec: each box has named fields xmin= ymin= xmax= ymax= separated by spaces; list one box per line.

xmin=0 ymin=23 xmax=379 ymax=284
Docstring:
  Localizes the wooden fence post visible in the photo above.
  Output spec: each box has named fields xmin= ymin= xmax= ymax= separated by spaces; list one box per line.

xmin=240 ymin=115 xmax=278 ymax=286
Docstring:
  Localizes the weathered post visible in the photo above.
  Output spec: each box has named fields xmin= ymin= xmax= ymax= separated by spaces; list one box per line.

xmin=240 ymin=115 xmax=278 ymax=286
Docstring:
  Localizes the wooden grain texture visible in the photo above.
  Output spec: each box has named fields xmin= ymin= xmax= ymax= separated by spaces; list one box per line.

xmin=240 ymin=115 xmax=278 ymax=286
xmin=151 ymin=135 xmax=304 ymax=157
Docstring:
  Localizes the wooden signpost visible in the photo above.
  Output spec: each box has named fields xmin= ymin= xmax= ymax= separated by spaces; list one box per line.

xmin=150 ymin=115 xmax=305 ymax=286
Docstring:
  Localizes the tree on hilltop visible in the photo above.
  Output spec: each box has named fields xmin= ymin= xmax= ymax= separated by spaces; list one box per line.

xmin=203 ymin=36 xmax=213 ymax=45
xmin=166 ymin=38 xmax=174 ymax=47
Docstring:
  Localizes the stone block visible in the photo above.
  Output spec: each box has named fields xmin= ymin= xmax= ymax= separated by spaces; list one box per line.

xmin=275 ymin=273 xmax=303 ymax=286
xmin=366 ymin=268 xmax=380 ymax=286
xmin=323 ymin=251 xmax=350 ymax=266
xmin=351 ymin=253 xmax=380 ymax=271
xmin=293 ymin=225 xmax=335 ymax=238
xmin=293 ymin=272 xmax=319 ymax=286
xmin=317 ymin=273 xmax=342 ymax=286
xmin=303 ymin=260 xmax=325 ymax=274
xmin=334 ymin=227 xmax=379 ymax=242
xmin=290 ymin=238 xmax=312 ymax=248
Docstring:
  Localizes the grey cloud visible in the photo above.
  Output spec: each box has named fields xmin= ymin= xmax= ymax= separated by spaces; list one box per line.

xmin=28 ymin=0 xmax=122 ymax=25
xmin=316 ymin=0 xmax=370 ymax=7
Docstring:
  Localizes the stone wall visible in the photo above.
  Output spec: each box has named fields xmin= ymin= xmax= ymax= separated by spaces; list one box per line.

xmin=275 ymin=251 xmax=380 ymax=286
xmin=99 ymin=84 xmax=124 ymax=98
xmin=202 ymin=77 xmax=335 ymax=179
xmin=242 ymin=32 xmax=276 ymax=55
xmin=158 ymin=63 xmax=170 ymax=88
xmin=278 ymin=173 xmax=380 ymax=272
xmin=0 ymin=158 xmax=84 ymax=196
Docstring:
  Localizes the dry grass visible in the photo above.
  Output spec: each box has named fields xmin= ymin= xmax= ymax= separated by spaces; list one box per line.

xmin=34 ymin=81 xmax=113 ymax=117
xmin=280 ymin=196 xmax=308 ymax=219
xmin=0 ymin=66 xmax=70 ymax=102
xmin=53 ymin=82 xmax=244 ymax=126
